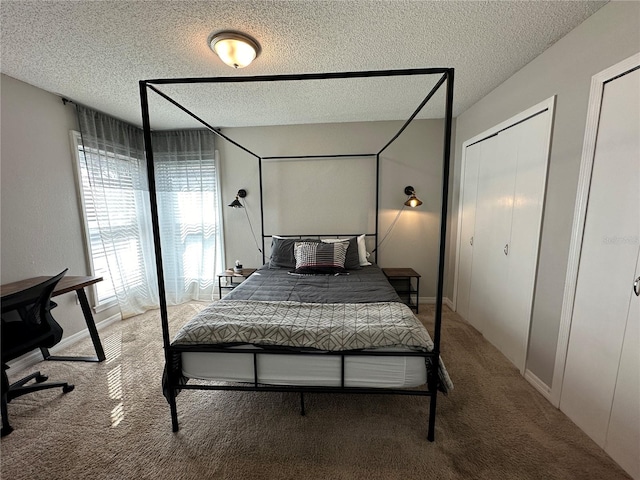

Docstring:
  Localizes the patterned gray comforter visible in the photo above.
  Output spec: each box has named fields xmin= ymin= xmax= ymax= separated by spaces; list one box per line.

xmin=173 ymin=300 xmax=433 ymax=352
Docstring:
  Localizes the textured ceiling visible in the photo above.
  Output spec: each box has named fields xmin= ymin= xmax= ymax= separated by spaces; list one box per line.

xmin=1 ymin=1 xmax=606 ymax=129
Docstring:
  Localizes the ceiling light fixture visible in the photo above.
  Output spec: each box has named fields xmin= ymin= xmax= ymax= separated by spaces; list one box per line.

xmin=209 ymin=31 xmax=260 ymax=69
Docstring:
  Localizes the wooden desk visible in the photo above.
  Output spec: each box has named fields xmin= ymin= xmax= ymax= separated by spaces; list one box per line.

xmin=1 ymin=275 xmax=106 ymax=362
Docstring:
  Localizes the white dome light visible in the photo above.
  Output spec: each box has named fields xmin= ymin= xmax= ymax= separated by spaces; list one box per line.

xmin=209 ymin=31 xmax=260 ymax=69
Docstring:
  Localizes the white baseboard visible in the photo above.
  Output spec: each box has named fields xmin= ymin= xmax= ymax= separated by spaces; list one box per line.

xmin=418 ymin=297 xmax=454 ymax=310
xmin=7 ymin=313 xmax=121 ymax=372
xmin=443 ymin=297 xmax=454 ymax=310
xmin=524 ymin=369 xmax=556 ymax=406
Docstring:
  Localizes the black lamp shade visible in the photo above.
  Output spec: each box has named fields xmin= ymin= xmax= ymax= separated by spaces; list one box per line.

xmin=228 ymin=189 xmax=247 ymax=208
xmin=229 ymin=197 xmax=244 ymax=208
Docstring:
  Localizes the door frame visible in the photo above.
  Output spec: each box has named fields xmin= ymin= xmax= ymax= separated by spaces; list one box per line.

xmin=552 ymin=52 xmax=640 ymax=408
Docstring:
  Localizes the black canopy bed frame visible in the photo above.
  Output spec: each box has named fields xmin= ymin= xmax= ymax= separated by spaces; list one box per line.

xmin=139 ymin=67 xmax=454 ymax=441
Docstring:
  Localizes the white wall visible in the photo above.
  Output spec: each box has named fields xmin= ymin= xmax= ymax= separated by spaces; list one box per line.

xmin=0 ymin=74 xmax=117 ymax=337
xmin=219 ymin=119 xmax=451 ymax=299
xmin=450 ymin=1 xmax=640 ymax=386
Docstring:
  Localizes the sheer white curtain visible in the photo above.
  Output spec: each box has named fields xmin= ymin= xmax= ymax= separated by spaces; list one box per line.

xmin=77 ymin=107 xmax=224 ymax=317
xmin=77 ymin=106 xmax=159 ymax=318
xmin=152 ymin=130 xmax=225 ymax=303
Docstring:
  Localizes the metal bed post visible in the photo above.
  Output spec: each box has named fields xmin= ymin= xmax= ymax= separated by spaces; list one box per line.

xmin=259 ymin=157 xmax=266 ymax=264
xmin=139 ymin=81 xmax=179 ymax=431
xmin=375 ymin=153 xmax=380 ymax=263
xmin=427 ymin=68 xmax=455 ymax=442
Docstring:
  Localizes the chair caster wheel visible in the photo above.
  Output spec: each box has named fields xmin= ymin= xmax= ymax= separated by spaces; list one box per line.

xmin=62 ymin=384 xmax=74 ymax=394
xmin=1 ymin=425 xmax=13 ymax=437
xmin=35 ymin=374 xmax=48 ymax=383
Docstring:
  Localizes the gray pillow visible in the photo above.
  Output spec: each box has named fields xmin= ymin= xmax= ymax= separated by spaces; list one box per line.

xmin=269 ymin=236 xmax=320 ymax=269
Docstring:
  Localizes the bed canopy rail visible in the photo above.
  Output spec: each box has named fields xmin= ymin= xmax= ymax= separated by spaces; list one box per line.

xmin=139 ymin=67 xmax=454 ymax=441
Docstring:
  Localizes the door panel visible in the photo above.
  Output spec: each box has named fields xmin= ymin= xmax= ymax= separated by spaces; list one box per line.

xmin=468 ymin=131 xmax=517 ymax=337
xmin=605 ymin=248 xmax=640 ymax=479
xmin=561 ymin=68 xmax=640 ymax=446
xmin=457 ymin=142 xmax=481 ymax=321
xmin=500 ymin=112 xmax=551 ymax=371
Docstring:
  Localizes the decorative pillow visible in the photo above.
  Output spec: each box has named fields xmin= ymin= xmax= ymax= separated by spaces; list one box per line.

xmin=357 ymin=234 xmax=372 ymax=266
xmin=293 ymin=241 xmax=348 ymax=274
xmin=321 ymin=237 xmax=361 ymax=270
xmin=269 ymin=236 xmax=320 ymax=269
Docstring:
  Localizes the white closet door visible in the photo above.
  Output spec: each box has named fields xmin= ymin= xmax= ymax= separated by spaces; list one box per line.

xmin=456 ymin=141 xmax=481 ymax=321
xmin=459 ymin=101 xmax=553 ymax=374
xmin=468 ymin=131 xmax=517 ymax=336
xmin=499 ymin=112 xmax=551 ymax=370
xmin=561 ymin=67 xmax=640 ymax=447
xmin=605 ymin=248 xmax=640 ymax=479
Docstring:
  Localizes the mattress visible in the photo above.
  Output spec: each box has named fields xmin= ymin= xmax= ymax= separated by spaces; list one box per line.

xmin=182 ymin=346 xmax=427 ymax=388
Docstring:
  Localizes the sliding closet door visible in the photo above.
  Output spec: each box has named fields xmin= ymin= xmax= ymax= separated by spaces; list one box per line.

xmin=456 ymin=141 xmax=481 ymax=321
xmin=462 ymin=105 xmax=552 ymax=372
xmin=560 ymin=67 xmax=640 ymax=451
xmin=605 ymin=249 xmax=640 ymax=478
xmin=498 ymin=112 xmax=550 ymax=370
xmin=468 ymin=132 xmax=516 ymax=336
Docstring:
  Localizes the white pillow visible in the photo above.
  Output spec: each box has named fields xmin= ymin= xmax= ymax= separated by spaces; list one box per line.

xmin=357 ymin=234 xmax=371 ymax=266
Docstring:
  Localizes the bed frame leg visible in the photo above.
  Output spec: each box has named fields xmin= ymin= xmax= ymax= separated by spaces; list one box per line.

xmin=299 ymin=392 xmax=306 ymax=416
xmin=427 ymin=393 xmax=437 ymax=442
xmin=169 ymin=389 xmax=179 ymax=432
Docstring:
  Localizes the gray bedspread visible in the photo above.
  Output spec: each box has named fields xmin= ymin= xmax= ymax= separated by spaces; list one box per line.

xmin=223 ymin=264 xmax=402 ymax=304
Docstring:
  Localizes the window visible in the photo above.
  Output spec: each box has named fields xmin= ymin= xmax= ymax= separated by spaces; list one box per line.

xmin=72 ymin=125 xmax=224 ymax=315
xmin=72 ymin=131 xmax=149 ymax=309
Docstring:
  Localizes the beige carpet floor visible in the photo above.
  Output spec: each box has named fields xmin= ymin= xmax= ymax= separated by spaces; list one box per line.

xmin=0 ymin=303 xmax=630 ymax=480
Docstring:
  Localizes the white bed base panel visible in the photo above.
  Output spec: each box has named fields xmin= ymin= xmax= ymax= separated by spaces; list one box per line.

xmin=182 ymin=347 xmax=427 ymax=388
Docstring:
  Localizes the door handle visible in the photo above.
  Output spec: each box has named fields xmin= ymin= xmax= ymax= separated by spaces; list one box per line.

xmin=504 ymin=244 xmax=509 ymax=256
xmin=634 ymin=276 xmax=640 ymax=297
xmin=470 ymin=236 xmax=473 ymax=246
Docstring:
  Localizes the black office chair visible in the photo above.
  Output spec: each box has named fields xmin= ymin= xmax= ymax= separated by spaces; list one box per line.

xmin=1 ymin=269 xmax=74 ymax=436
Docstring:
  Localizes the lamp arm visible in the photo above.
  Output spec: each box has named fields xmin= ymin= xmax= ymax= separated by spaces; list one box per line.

xmin=371 ymin=204 xmax=406 ymax=254
xmin=243 ymin=201 xmax=263 ymax=254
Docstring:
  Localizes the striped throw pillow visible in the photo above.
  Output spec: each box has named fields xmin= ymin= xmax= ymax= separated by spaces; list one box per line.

xmin=293 ymin=241 xmax=348 ymax=274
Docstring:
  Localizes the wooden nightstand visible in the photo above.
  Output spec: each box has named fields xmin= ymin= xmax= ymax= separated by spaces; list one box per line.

xmin=217 ymin=268 xmax=257 ymax=298
xmin=382 ymin=268 xmax=421 ymax=313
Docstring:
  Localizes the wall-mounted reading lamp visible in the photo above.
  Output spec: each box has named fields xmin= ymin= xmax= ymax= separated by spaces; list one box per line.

xmin=404 ymin=186 xmax=423 ymax=208
xmin=374 ymin=186 xmax=423 ymax=254
xmin=228 ymin=189 xmax=262 ymax=253
xmin=228 ymin=189 xmax=247 ymax=208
